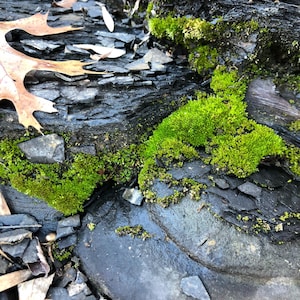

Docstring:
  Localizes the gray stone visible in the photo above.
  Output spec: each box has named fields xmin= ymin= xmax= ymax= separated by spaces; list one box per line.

xmin=56 ymin=226 xmax=76 ymax=240
xmin=214 ymin=178 xmax=230 ymax=189
xmin=57 ymin=234 xmax=78 ymax=249
xmin=0 ymin=256 xmax=9 ymax=274
xmin=60 ymin=86 xmax=99 ymax=103
xmin=18 ymin=134 xmax=65 ymax=164
xmin=238 ymin=182 xmax=262 ymax=199
xmin=95 ymin=30 xmax=136 ymax=43
xmin=125 ymin=58 xmax=150 ymax=71
xmin=0 ymin=214 xmax=40 ymax=233
xmin=22 ymin=238 xmax=39 ymax=264
xmin=1 ymin=238 xmax=30 ymax=258
xmin=58 ymin=215 xmax=81 ymax=228
xmin=180 ymin=276 xmax=210 ymax=300
xmin=143 ymin=48 xmax=173 ymax=64
xmin=122 ymin=188 xmax=143 ymax=205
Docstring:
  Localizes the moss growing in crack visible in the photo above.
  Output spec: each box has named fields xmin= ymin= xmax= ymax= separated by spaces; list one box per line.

xmin=0 ymin=138 xmax=141 ymax=215
xmin=115 ymin=225 xmax=152 ymax=240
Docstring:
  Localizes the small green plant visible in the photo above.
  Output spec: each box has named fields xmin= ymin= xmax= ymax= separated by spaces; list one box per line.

xmin=115 ymin=225 xmax=152 ymax=240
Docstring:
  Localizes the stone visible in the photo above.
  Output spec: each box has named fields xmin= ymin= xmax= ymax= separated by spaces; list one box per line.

xmin=214 ymin=178 xmax=230 ymax=189
xmin=125 ymin=58 xmax=150 ymax=71
xmin=57 ymin=234 xmax=78 ymax=249
xmin=180 ymin=276 xmax=210 ymax=300
xmin=58 ymin=215 xmax=81 ymax=228
xmin=1 ymin=238 xmax=30 ymax=258
xmin=143 ymin=48 xmax=173 ymax=64
xmin=22 ymin=238 xmax=39 ymax=264
xmin=238 ymin=182 xmax=262 ymax=199
xmin=122 ymin=188 xmax=143 ymax=205
xmin=18 ymin=134 xmax=65 ymax=164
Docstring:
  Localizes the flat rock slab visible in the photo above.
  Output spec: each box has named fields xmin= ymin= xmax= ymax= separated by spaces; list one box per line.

xmin=75 ymin=188 xmax=300 ymax=300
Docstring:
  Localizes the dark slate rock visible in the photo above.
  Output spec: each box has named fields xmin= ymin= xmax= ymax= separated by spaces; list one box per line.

xmin=75 ymin=188 xmax=300 ymax=300
xmin=206 ymin=187 xmax=257 ymax=211
xmin=56 ymin=264 xmax=77 ymax=288
xmin=150 ymin=196 xmax=300 ymax=278
xmin=238 ymin=182 xmax=262 ymax=199
xmin=1 ymin=238 xmax=30 ymax=258
xmin=18 ymin=134 xmax=65 ymax=164
xmin=168 ymin=160 xmax=211 ymax=180
xmin=0 ymin=185 xmax=63 ymax=237
xmin=214 ymin=178 xmax=230 ymax=189
xmin=95 ymin=30 xmax=136 ymax=43
xmin=180 ymin=276 xmax=210 ymax=300
xmin=0 ymin=256 xmax=9 ymax=274
xmin=125 ymin=58 xmax=150 ymax=71
xmin=56 ymin=226 xmax=76 ymax=240
xmin=58 ymin=215 xmax=81 ymax=228
xmin=0 ymin=214 xmax=40 ymax=233
xmin=47 ymin=287 xmax=72 ymax=300
xmin=57 ymin=234 xmax=78 ymax=250
xmin=22 ymin=238 xmax=39 ymax=264
xmin=60 ymin=86 xmax=99 ymax=103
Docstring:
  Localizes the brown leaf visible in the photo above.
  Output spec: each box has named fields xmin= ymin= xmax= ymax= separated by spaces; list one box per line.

xmin=0 ymin=12 xmax=102 ymax=133
xmin=0 ymin=269 xmax=32 ymax=292
xmin=52 ymin=0 xmax=77 ymax=9
xmin=0 ymin=190 xmax=11 ymax=215
xmin=18 ymin=273 xmax=55 ymax=300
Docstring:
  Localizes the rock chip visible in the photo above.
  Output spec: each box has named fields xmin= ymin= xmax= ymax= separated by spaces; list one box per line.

xmin=18 ymin=134 xmax=65 ymax=164
xmin=122 ymin=188 xmax=143 ymax=205
xmin=180 ymin=276 xmax=210 ymax=300
xmin=238 ymin=181 xmax=262 ymax=199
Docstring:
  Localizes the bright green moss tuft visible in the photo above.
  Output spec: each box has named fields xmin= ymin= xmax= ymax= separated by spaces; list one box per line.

xmin=139 ymin=67 xmax=287 ymax=190
xmin=0 ymin=138 xmax=141 ymax=215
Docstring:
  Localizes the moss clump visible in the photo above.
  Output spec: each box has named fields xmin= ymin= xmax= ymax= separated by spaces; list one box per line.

xmin=139 ymin=66 xmax=286 ymax=185
xmin=0 ymin=138 xmax=141 ymax=215
xmin=115 ymin=225 xmax=152 ymax=240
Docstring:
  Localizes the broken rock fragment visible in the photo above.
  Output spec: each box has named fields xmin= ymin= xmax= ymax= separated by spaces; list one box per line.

xmin=18 ymin=134 xmax=65 ymax=164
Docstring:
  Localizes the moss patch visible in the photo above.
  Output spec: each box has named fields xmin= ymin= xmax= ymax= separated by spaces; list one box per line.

xmin=0 ymin=138 xmax=141 ymax=215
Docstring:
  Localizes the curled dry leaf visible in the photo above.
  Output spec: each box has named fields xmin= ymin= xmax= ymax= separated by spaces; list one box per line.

xmin=0 ymin=12 xmax=103 ymax=133
xmin=74 ymin=44 xmax=126 ymax=58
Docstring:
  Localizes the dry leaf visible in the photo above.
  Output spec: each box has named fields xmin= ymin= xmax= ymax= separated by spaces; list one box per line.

xmin=52 ymin=0 xmax=77 ymax=8
xmin=0 ymin=12 xmax=102 ymax=133
xmin=0 ymin=190 xmax=11 ymax=215
xmin=74 ymin=44 xmax=126 ymax=58
xmin=96 ymin=2 xmax=114 ymax=32
xmin=18 ymin=273 xmax=55 ymax=300
xmin=0 ymin=269 xmax=32 ymax=292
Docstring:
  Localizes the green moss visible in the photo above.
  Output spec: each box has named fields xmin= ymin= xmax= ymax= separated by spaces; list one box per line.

xmin=285 ymin=145 xmax=300 ymax=176
xmin=0 ymin=138 xmax=141 ymax=215
xmin=53 ymin=245 xmax=74 ymax=262
xmin=115 ymin=225 xmax=152 ymax=240
xmin=289 ymin=120 xmax=300 ymax=132
xmin=139 ymin=67 xmax=286 ymax=186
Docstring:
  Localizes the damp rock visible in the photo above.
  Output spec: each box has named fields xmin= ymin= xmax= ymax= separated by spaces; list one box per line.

xmin=238 ymin=182 xmax=262 ymax=199
xmin=18 ymin=134 xmax=65 ymax=164
xmin=125 ymin=58 xmax=150 ymax=71
xmin=214 ymin=178 xmax=230 ymax=189
xmin=122 ymin=188 xmax=143 ymax=206
xmin=180 ymin=276 xmax=210 ymax=300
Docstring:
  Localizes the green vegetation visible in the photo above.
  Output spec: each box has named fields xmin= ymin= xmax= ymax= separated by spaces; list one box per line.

xmin=139 ymin=66 xmax=286 ymax=195
xmin=115 ymin=225 xmax=152 ymax=240
xmin=0 ymin=138 xmax=141 ymax=215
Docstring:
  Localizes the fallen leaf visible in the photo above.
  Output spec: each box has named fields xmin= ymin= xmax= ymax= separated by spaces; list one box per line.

xmin=74 ymin=44 xmax=126 ymax=58
xmin=97 ymin=2 xmax=115 ymax=32
xmin=0 ymin=12 xmax=102 ymax=133
xmin=52 ymin=0 xmax=77 ymax=8
xmin=0 ymin=190 xmax=11 ymax=215
xmin=18 ymin=273 xmax=55 ymax=300
xmin=0 ymin=269 xmax=32 ymax=292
